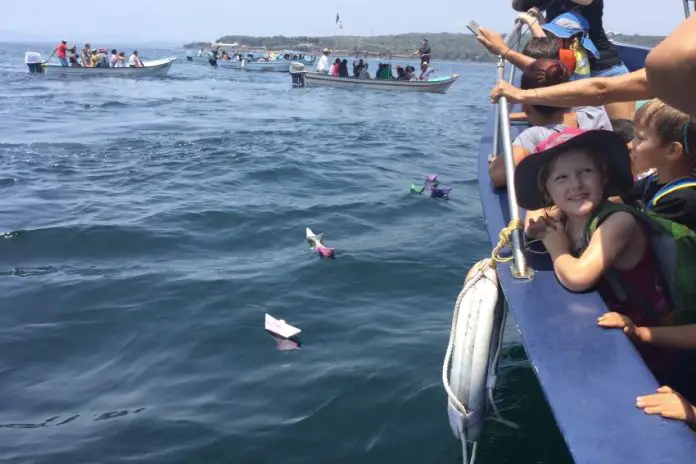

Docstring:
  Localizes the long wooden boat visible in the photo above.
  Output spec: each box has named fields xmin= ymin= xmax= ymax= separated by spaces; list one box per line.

xmin=290 ymin=69 xmax=460 ymax=94
xmin=29 ymin=57 xmax=176 ymax=77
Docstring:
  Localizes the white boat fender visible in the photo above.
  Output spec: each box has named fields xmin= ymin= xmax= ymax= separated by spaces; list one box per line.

xmin=442 ymin=259 xmax=518 ymax=464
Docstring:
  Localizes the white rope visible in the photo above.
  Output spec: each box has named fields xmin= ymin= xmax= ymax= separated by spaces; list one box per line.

xmin=442 ymin=259 xmax=491 ymax=413
xmin=486 ymin=302 xmax=520 ymax=430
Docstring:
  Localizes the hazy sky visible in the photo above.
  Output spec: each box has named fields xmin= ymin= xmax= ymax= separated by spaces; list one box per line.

xmin=1 ymin=0 xmax=685 ymax=44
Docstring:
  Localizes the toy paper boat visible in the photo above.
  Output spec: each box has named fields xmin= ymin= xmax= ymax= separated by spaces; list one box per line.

xmin=265 ymin=313 xmax=301 ymax=339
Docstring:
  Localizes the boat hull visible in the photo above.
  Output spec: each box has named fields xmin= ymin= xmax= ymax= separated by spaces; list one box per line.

xmin=215 ymin=60 xmax=290 ymax=72
xmin=296 ymin=72 xmax=460 ymax=94
xmin=40 ymin=57 xmax=176 ymax=77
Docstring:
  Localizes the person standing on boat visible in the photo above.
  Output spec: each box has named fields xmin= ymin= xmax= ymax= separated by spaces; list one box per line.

xmin=47 ymin=40 xmax=69 ymax=66
xmin=316 ymin=48 xmax=330 ymax=74
xmin=418 ymin=39 xmax=431 ymax=64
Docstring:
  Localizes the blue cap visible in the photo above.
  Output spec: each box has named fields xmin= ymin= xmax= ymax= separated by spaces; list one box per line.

xmin=541 ymin=12 xmax=599 ymax=59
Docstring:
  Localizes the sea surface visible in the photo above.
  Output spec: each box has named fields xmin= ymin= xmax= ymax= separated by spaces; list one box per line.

xmin=0 ymin=43 xmax=572 ymax=463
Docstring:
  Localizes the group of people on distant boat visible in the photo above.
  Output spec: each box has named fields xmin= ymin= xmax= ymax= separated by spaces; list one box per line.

xmin=475 ymin=0 xmax=696 ymax=430
xmin=208 ymin=47 xmax=308 ymax=64
xmin=47 ymin=41 xmax=144 ymax=68
xmin=315 ymin=46 xmax=437 ymax=81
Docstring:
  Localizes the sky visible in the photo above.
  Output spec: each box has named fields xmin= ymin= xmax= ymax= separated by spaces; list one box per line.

xmin=1 ymin=0 xmax=686 ymax=44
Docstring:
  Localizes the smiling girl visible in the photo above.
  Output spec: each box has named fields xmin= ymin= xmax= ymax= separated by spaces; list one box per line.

xmin=515 ymin=127 xmax=676 ymax=382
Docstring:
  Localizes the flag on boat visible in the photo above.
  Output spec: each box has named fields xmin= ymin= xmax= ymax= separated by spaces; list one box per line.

xmin=336 ymin=13 xmax=343 ymax=29
xmin=336 ymin=13 xmax=340 ymax=24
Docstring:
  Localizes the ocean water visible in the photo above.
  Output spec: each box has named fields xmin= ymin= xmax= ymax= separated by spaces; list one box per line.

xmin=0 ymin=43 xmax=572 ymax=463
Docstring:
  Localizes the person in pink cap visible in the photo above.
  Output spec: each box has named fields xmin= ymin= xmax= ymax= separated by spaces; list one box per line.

xmin=516 ymin=127 xmax=678 ymax=384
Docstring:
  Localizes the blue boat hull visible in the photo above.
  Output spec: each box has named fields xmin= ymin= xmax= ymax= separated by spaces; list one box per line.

xmin=477 ymin=44 xmax=696 ymax=463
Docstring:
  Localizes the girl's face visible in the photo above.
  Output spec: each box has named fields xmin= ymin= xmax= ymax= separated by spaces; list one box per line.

xmin=630 ymin=123 xmax=677 ymax=175
xmin=544 ymin=149 xmax=605 ymax=217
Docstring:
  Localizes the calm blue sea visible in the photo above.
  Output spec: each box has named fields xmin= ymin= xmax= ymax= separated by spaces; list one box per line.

xmin=0 ymin=42 xmax=571 ymax=463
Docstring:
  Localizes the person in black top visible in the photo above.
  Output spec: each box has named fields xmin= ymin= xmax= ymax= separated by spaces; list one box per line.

xmin=511 ymin=0 xmax=633 ymax=120
xmin=418 ymin=39 xmax=431 ymax=64
xmin=621 ymin=99 xmax=696 ymax=231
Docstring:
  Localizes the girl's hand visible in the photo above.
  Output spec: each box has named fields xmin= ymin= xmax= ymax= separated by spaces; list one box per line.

xmin=637 ymin=386 xmax=696 ymax=427
xmin=597 ymin=312 xmax=639 ymax=339
xmin=526 ymin=216 xmax=550 ymax=239
xmin=540 ymin=218 xmax=570 ymax=253
xmin=490 ymin=80 xmax=524 ymax=104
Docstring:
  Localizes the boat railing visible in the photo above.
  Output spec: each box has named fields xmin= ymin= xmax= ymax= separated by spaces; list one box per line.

xmin=492 ymin=22 xmax=530 ymax=279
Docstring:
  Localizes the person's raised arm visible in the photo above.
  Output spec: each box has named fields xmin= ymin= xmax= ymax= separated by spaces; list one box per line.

xmin=491 ymin=69 xmax=651 ymax=108
xmin=646 ymin=14 xmax=696 ymax=118
xmin=477 ymin=27 xmax=535 ymax=71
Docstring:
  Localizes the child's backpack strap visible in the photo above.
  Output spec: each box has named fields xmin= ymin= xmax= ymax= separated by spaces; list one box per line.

xmin=584 ymin=202 xmax=668 ymax=321
xmin=647 ymin=177 xmax=696 ymax=210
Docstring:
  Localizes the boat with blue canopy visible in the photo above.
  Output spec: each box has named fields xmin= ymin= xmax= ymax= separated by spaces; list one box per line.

xmin=442 ymin=2 xmax=696 ymax=463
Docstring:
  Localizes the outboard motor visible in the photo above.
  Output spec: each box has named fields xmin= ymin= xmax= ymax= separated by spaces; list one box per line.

xmin=25 ymin=52 xmax=44 ymax=73
xmin=290 ymin=62 xmax=307 ymax=88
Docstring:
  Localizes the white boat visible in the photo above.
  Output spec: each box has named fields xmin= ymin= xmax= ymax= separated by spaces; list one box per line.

xmin=215 ymin=59 xmax=290 ymax=72
xmin=290 ymin=64 xmax=460 ymax=94
xmin=25 ymin=53 xmax=176 ymax=77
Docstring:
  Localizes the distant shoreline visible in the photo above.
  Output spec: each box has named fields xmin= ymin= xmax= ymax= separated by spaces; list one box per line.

xmin=183 ymin=32 xmax=665 ymax=62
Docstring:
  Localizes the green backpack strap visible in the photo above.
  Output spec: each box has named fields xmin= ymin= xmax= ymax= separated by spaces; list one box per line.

xmin=585 ymin=202 xmax=666 ymax=320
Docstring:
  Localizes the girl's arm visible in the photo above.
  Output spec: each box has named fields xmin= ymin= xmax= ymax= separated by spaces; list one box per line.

xmin=544 ymin=211 xmax=638 ymax=292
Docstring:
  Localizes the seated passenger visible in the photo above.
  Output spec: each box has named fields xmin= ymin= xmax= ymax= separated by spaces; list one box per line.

xmin=129 ymin=50 xmax=144 ymax=68
xmin=338 ymin=59 xmax=349 ymax=78
xmin=516 ymin=127 xmax=675 ymax=384
xmin=404 ymin=65 xmax=416 ymax=81
xmin=489 ymin=59 xmax=612 ymax=188
xmin=115 ymin=51 xmax=126 ymax=67
xmin=509 ymin=38 xmax=563 ymax=122
xmin=357 ymin=62 xmax=370 ymax=79
xmin=329 ymin=58 xmax=340 ymax=77
xmin=395 ymin=65 xmax=406 ymax=81
xmin=109 ymin=49 xmax=118 ymax=67
xmin=621 ymin=99 xmax=696 ymax=231
xmin=68 ymin=47 xmax=81 ymax=67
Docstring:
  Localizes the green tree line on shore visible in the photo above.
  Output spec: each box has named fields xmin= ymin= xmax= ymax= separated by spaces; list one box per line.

xmin=184 ymin=32 xmax=664 ymax=62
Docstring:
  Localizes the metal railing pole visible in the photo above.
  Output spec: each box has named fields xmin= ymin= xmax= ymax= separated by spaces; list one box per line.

xmin=498 ymin=89 xmax=528 ymax=277
xmin=492 ymin=23 xmax=523 ymax=158
xmin=491 ymin=61 xmax=504 ymax=157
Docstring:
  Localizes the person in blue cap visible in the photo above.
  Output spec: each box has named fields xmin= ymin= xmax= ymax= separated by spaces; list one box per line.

xmin=539 ymin=11 xmax=598 ymax=80
xmin=512 ymin=0 xmax=633 ymax=120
